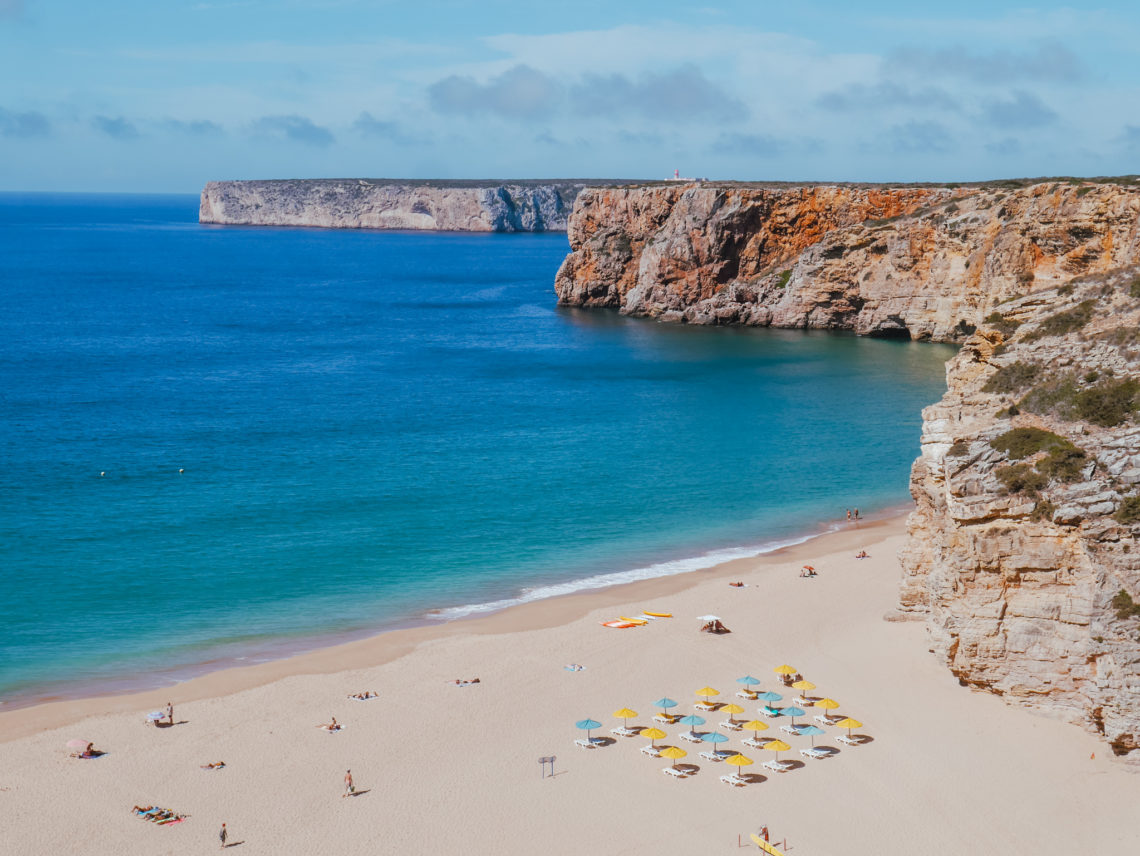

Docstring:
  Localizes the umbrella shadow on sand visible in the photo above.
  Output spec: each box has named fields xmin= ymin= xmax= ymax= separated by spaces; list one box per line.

xmin=737 ymin=773 xmax=767 ymax=784
xmin=674 ymin=763 xmax=701 ymax=775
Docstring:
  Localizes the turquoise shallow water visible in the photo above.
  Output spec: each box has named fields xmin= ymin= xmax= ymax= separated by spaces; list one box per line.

xmin=0 ymin=193 xmax=956 ymax=705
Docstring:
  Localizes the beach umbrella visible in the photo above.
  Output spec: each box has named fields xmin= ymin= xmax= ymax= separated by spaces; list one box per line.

xmin=677 ymin=714 xmax=706 ymax=740
xmin=720 ymin=703 xmax=745 ymax=725
xmin=815 ymin=698 xmax=841 ymax=723
xmin=736 ymin=675 xmax=761 ymax=686
xmin=836 ymin=717 xmax=863 ymax=739
xmin=575 ymin=718 xmax=602 ymax=741
xmin=773 ymin=665 xmax=797 ymax=676
xmin=702 ymin=731 xmax=730 ymax=759
xmin=791 ymin=679 xmax=816 ymax=701
xmin=763 ymin=739 xmax=791 ymax=762
xmin=742 ymin=720 xmax=769 ymax=738
xmin=695 ymin=686 xmax=720 ymax=703
xmin=146 ymin=711 xmax=164 ymax=722
xmin=725 ymin=753 xmax=753 ymax=774
xmin=640 ymin=727 xmax=667 ymax=749
xmin=659 ymin=746 xmax=687 ymax=769
xmin=756 ymin=691 xmax=782 ymax=703
xmin=696 ymin=615 xmax=721 ymax=622
xmin=783 ymin=706 xmax=806 ymax=726
xmin=797 ymin=724 xmax=825 ymax=747
xmin=66 ymin=739 xmax=92 ymax=750
xmin=653 ymin=697 xmax=678 ymax=719
xmin=613 ymin=708 xmax=638 ymax=729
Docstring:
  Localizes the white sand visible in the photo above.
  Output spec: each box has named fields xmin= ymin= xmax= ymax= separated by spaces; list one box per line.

xmin=1 ymin=516 xmax=1136 ymax=855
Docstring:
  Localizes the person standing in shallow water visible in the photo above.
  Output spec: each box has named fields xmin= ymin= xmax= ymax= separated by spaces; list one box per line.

xmin=219 ymin=822 xmax=227 ymax=849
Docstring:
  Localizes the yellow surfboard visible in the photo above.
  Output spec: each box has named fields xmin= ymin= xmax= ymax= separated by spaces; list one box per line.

xmin=750 ymin=834 xmax=787 ymax=856
xmin=642 ymin=611 xmax=673 ymax=618
xmin=618 ymin=616 xmax=649 ymax=625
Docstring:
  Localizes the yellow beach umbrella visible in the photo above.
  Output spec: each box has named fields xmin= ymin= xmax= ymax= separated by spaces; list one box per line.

xmin=815 ymin=697 xmax=840 ymax=723
xmin=773 ymin=664 xmax=797 ymax=675
xmin=614 ymin=708 xmax=638 ymax=730
xmin=742 ymin=720 xmax=769 ymax=738
xmin=835 ymin=717 xmax=863 ymax=738
xmin=791 ymin=679 xmax=815 ymax=692
xmin=659 ymin=745 xmax=687 ymax=768
xmin=695 ymin=686 xmax=720 ymax=702
xmin=763 ymin=739 xmax=791 ymax=761
xmin=725 ymin=753 xmax=753 ymax=773
xmin=720 ymin=703 xmax=745 ymax=724
xmin=640 ymin=727 xmax=667 ymax=748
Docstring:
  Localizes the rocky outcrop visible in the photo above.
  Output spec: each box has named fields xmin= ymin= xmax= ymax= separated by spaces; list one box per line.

xmin=900 ymin=266 xmax=1140 ymax=757
xmin=199 ymin=179 xmax=622 ymax=232
xmin=555 ymin=181 xmax=1140 ymax=342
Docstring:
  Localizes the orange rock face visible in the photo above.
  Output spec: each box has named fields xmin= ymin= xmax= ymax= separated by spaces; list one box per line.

xmin=555 ymin=181 xmax=1140 ymax=341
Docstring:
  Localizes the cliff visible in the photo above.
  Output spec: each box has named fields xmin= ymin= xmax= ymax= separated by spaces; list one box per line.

xmin=900 ymin=266 xmax=1140 ymax=757
xmin=199 ymin=179 xmax=627 ymax=232
xmin=555 ymin=181 xmax=1140 ymax=342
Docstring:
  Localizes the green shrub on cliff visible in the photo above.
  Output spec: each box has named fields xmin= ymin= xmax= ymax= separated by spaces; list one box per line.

xmin=982 ymin=361 xmax=1041 ymax=394
xmin=1112 ymin=589 xmax=1140 ymax=620
xmin=1114 ymin=496 xmax=1140 ymax=525
xmin=983 ymin=311 xmax=1021 ymax=337
xmin=1130 ymin=277 xmax=1140 ymax=298
xmin=995 ymin=463 xmax=1048 ymax=496
xmin=991 ymin=427 xmax=1075 ymax=459
xmin=775 ymin=269 xmax=792 ymax=288
xmin=1023 ymin=300 xmax=1096 ymax=342
xmin=1036 ymin=446 xmax=1088 ymax=482
xmin=1074 ymin=378 xmax=1140 ymax=427
xmin=947 ymin=440 xmax=971 ymax=457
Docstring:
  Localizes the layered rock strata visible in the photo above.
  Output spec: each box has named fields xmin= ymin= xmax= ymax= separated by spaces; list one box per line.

xmin=555 ymin=181 xmax=1140 ymax=342
xmin=900 ymin=266 xmax=1140 ymax=757
xmin=199 ymin=179 xmax=620 ymax=232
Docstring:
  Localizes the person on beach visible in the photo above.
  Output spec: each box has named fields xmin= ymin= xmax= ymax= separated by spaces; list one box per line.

xmin=854 ymin=508 xmax=860 ymax=520
xmin=846 ymin=509 xmax=851 ymax=521
xmin=219 ymin=822 xmax=227 ymax=848
xmin=166 ymin=702 xmax=174 ymax=726
xmin=343 ymin=769 xmax=354 ymax=798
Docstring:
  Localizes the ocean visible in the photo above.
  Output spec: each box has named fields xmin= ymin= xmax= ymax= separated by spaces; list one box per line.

xmin=0 ymin=193 xmax=957 ymax=706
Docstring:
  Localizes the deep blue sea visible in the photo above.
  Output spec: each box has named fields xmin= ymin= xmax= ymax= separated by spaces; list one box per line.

xmin=0 ymin=193 xmax=956 ymax=705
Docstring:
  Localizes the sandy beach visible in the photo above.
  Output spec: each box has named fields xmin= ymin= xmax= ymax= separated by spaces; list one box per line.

xmin=1 ymin=515 xmax=1136 ymax=855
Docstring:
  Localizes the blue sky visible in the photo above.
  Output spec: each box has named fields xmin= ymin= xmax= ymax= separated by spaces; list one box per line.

xmin=1 ymin=1 xmax=1138 ymax=191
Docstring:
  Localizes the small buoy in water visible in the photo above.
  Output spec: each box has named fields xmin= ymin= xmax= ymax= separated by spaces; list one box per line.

xmin=179 ymin=468 xmax=184 ymax=474
xmin=100 ymin=472 xmax=105 ymax=477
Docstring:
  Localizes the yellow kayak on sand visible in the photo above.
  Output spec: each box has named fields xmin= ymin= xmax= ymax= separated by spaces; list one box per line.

xmin=643 ymin=611 xmax=673 ymax=618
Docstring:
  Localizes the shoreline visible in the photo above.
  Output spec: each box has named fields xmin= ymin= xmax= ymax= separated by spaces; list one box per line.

xmin=0 ymin=511 xmax=904 ymax=742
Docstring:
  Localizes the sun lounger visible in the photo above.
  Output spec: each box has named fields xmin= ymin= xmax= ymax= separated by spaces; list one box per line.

xmin=678 ymin=731 xmax=704 ymax=743
xmin=793 ymin=696 xmax=814 ymax=706
xmin=662 ymin=767 xmax=690 ymax=778
xmin=762 ymin=759 xmax=794 ymax=773
xmin=720 ymin=773 xmax=750 ymax=786
xmin=574 ymin=738 xmax=604 ymax=749
xmin=814 ymin=715 xmax=837 ymax=726
xmin=736 ymin=690 xmax=758 ymax=700
xmin=761 ymin=706 xmax=781 ymax=717
xmin=720 ymin=720 xmax=743 ymax=731
xmin=742 ymin=737 xmax=766 ymax=749
xmin=694 ymin=701 xmax=718 ymax=711
xmin=610 ymin=726 xmax=639 ymax=737
xmin=837 ymin=734 xmax=865 ymax=746
xmin=780 ymin=724 xmax=801 ymax=735
xmin=639 ymin=745 xmax=661 ymax=757
xmin=699 ymin=750 xmax=732 ymax=762
xmin=800 ymin=747 xmax=832 ymax=760
xmin=652 ymin=713 xmax=676 ymax=724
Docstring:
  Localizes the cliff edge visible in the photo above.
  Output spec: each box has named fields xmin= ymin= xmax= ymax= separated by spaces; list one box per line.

xmin=555 ymin=181 xmax=1140 ymax=342
xmin=199 ymin=179 xmax=626 ymax=232
xmin=900 ymin=266 xmax=1140 ymax=757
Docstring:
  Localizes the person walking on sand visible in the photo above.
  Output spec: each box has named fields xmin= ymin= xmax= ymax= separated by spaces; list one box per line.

xmin=166 ymin=701 xmax=174 ymax=726
xmin=219 ymin=822 xmax=227 ymax=849
xmin=343 ymin=769 xmax=354 ymax=798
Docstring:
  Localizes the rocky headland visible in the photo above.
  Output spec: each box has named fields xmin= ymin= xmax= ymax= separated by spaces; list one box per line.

xmin=199 ymin=179 xmax=633 ymax=232
xmin=554 ymin=180 xmax=1140 ymax=342
xmin=553 ymin=177 xmax=1140 ymax=758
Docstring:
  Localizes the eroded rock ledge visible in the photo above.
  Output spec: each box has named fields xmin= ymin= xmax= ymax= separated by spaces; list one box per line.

xmin=900 ymin=266 xmax=1140 ymax=757
xmin=555 ymin=181 xmax=1140 ymax=342
xmin=199 ymin=179 xmax=632 ymax=232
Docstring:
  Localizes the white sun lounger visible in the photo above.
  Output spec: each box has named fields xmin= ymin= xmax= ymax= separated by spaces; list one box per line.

xmin=762 ymin=759 xmax=794 ymax=773
xmin=720 ymin=720 xmax=743 ymax=731
xmin=761 ymin=707 xmax=782 ymax=718
xmin=699 ymin=750 xmax=732 ymax=762
xmin=694 ymin=701 xmax=718 ymax=711
xmin=793 ymin=696 xmax=814 ymax=706
xmin=610 ymin=726 xmax=639 ymax=737
xmin=837 ymin=734 xmax=865 ymax=746
xmin=742 ymin=737 xmax=767 ymax=749
xmin=720 ymin=773 xmax=749 ymax=786
xmin=736 ymin=690 xmax=758 ymax=700
xmin=800 ymin=747 xmax=832 ymax=760
xmin=574 ymin=738 xmax=604 ymax=749
xmin=662 ymin=767 xmax=690 ymax=778
xmin=678 ymin=731 xmax=704 ymax=744
xmin=780 ymin=724 xmax=801 ymax=735
xmin=652 ymin=713 xmax=676 ymax=724
xmin=814 ymin=715 xmax=837 ymax=726
xmin=639 ymin=745 xmax=661 ymax=757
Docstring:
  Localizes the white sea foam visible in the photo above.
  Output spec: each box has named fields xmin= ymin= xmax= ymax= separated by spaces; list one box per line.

xmin=426 ymin=527 xmax=836 ymax=622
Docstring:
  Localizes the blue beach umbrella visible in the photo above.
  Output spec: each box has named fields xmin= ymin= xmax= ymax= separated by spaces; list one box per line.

xmin=575 ymin=718 xmax=602 ymax=741
xmin=677 ymin=714 xmax=706 ymax=738
xmin=783 ymin=706 xmax=806 ymax=726
xmin=797 ymin=724 xmax=825 ymax=747
xmin=701 ymin=730 xmax=731 ymax=759
xmin=756 ymin=691 xmax=783 ymax=703
xmin=653 ymin=697 xmax=679 ymax=719
xmin=736 ymin=676 xmax=761 ymax=686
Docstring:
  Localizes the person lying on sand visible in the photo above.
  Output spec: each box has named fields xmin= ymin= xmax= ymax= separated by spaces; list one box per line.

xmin=317 ymin=717 xmax=341 ymax=731
xmin=564 ymin=663 xmax=585 ymax=672
xmin=200 ymin=761 xmax=226 ymax=770
xmin=729 ymin=581 xmax=745 ymax=587
xmin=348 ymin=691 xmax=378 ymax=700
xmin=451 ymin=678 xmax=481 ymax=686
xmin=855 ymin=550 xmax=869 ymax=559
xmin=70 ymin=743 xmax=102 ymax=758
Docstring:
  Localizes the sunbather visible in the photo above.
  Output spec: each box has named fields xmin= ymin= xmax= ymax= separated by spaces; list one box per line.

xmin=318 ymin=717 xmax=341 ymax=731
xmin=200 ymin=761 xmax=226 ymax=769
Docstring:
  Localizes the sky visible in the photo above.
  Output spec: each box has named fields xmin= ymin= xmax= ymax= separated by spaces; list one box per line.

xmin=1 ymin=1 xmax=1139 ymax=191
